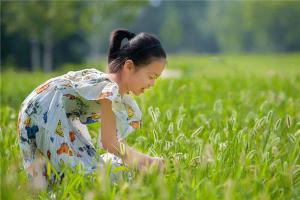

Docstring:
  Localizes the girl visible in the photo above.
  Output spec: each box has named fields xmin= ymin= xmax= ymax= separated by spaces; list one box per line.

xmin=17 ymin=29 xmax=167 ymax=186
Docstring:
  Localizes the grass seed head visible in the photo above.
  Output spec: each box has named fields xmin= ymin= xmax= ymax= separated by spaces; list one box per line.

xmin=274 ymin=118 xmax=282 ymax=131
xmin=286 ymin=114 xmax=292 ymax=128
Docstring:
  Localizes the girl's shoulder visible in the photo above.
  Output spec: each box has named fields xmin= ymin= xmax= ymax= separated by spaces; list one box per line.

xmin=62 ymin=68 xmax=115 ymax=86
xmin=61 ymin=68 xmax=123 ymax=103
xmin=64 ymin=68 xmax=105 ymax=78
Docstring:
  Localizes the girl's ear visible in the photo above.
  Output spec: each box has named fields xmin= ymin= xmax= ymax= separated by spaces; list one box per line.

xmin=123 ymin=59 xmax=135 ymax=73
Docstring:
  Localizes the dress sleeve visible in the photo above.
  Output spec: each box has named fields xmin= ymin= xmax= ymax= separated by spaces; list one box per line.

xmin=71 ymin=70 xmax=121 ymax=102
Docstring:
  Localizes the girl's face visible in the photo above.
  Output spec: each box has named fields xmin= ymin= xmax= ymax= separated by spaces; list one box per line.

xmin=126 ymin=58 xmax=166 ymax=96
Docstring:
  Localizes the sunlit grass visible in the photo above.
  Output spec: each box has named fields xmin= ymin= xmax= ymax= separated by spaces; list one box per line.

xmin=1 ymin=54 xmax=300 ymax=199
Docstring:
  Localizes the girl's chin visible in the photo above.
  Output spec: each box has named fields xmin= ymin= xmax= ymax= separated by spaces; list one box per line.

xmin=130 ymin=90 xmax=142 ymax=96
xmin=130 ymin=88 xmax=145 ymax=96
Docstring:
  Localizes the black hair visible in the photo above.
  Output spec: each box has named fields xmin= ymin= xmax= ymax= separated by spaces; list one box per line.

xmin=107 ymin=29 xmax=167 ymax=73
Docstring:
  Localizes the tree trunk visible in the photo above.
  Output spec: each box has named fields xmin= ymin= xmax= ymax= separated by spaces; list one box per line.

xmin=30 ymin=34 xmax=41 ymax=71
xmin=43 ymin=28 xmax=53 ymax=72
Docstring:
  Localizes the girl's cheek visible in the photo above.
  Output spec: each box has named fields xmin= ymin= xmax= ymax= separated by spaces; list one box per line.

xmin=140 ymin=78 xmax=147 ymax=86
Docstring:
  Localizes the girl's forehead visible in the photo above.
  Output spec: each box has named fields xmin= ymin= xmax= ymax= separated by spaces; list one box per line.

xmin=146 ymin=59 xmax=166 ymax=73
xmin=135 ymin=58 xmax=166 ymax=75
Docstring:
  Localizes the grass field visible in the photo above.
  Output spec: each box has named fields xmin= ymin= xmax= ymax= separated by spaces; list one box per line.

xmin=1 ymin=54 xmax=300 ymax=199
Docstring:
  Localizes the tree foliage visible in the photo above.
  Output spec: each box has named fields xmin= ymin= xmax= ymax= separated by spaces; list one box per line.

xmin=2 ymin=1 xmax=300 ymax=70
xmin=1 ymin=0 xmax=146 ymax=71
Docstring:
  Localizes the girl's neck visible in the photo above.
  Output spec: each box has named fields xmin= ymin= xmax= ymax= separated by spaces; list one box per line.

xmin=106 ymin=72 xmax=128 ymax=97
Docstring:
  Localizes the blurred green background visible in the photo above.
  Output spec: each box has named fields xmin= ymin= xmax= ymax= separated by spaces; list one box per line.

xmin=1 ymin=0 xmax=300 ymax=72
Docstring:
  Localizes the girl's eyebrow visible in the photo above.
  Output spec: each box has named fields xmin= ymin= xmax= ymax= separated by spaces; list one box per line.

xmin=149 ymin=72 xmax=161 ymax=78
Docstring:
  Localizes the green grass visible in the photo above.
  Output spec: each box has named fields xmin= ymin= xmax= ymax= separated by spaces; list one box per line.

xmin=1 ymin=54 xmax=300 ymax=199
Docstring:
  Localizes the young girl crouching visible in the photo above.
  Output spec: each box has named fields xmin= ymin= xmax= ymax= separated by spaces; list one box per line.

xmin=17 ymin=29 xmax=167 ymax=187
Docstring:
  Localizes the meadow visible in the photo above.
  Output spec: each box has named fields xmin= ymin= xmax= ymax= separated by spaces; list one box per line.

xmin=1 ymin=54 xmax=300 ymax=199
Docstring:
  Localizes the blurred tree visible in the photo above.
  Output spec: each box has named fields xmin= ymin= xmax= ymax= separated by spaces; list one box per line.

xmin=2 ymin=1 xmax=147 ymax=71
xmin=206 ymin=2 xmax=251 ymax=52
xmin=160 ymin=2 xmax=183 ymax=51
xmin=244 ymin=1 xmax=300 ymax=52
xmin=3 ymin=1 xmax=44 ymax=71
xmin=2 ymin=0 xmax=300 ymax=69
xmin=3 ymin=1 xmax=78 ymax=71
xmin=205 ymin=1 xmax=300 ymax=52
xmin=131 ymin=1 xmax=218 ymax=53
xmin=79 ymin=0 xmax=147 ymax=61
xmin=176 ymin=1 xmax=218 ymax=53
xmin=128 ymin=2 xmax=165 ymax=38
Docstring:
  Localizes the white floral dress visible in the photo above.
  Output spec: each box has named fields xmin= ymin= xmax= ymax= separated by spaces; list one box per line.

xmin=17 ymin=68 xmax=142 ymax=182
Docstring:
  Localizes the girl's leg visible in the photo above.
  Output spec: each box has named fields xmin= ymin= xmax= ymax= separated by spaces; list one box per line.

xmin=27 ymin=151 xmax=48 ymax=189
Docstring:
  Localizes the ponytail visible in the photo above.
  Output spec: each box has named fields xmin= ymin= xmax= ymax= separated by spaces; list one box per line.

xmin=108 ymin=29 xmax=136 ymax=63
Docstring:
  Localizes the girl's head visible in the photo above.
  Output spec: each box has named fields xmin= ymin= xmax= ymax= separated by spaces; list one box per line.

xmin=107 ymin=29 xmax=167 ymax=95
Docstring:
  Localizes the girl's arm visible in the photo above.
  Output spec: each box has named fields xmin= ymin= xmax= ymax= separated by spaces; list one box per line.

xmin=99 ymin=98 xmax=164 ymax=171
